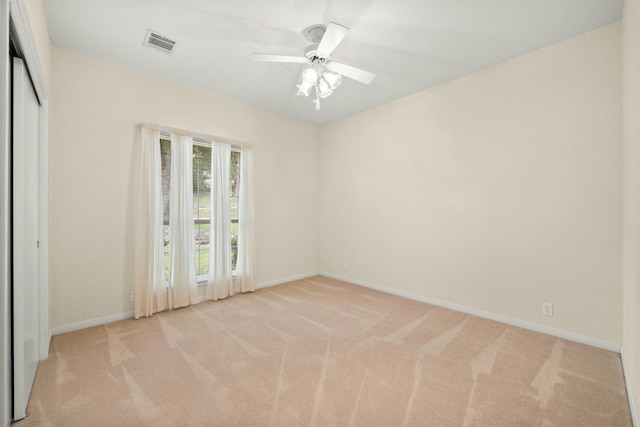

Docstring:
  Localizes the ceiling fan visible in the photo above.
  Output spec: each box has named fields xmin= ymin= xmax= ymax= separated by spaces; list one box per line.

xmin=253 ymin=22 xmax=376 ymax=111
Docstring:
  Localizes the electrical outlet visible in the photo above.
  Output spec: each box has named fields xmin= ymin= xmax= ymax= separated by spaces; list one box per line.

xmin=330 ymin=260 xmax=335 ymax=270
xmin=130 ymin=291 xmax=135 ymax=302
xmin=542 ymin=302 xmax=553 ymax=317
xmin=343 ymin=263 xmax=350 ymax=273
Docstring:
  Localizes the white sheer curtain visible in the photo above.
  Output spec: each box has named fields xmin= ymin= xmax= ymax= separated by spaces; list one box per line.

xmin=236 ymin=147 xmax=255 ymax=293
xmin=134 ymin=128 xmax=166 ymax=318
xmin=135 ymin=126 xmax=254 ymax=317
xmin=169 ymin=135 xmax=198 ymax=308
xmin=206 ymin=142 xmax=232 ymax=300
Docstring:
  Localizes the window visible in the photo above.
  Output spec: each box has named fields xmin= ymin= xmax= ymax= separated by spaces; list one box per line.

xmin=160 ymin=138 xmax=171 ymax=280
xmin=192 ymin=142 xmax=211 ymax=280
xmin=160 ymin=137 xmax=240 ymax=282
xmin=135 ymin=126 xmax=254 ymax=317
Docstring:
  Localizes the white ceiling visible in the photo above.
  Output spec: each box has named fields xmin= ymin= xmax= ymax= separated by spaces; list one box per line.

xmin=43 ymin=0 xmax=622 ymax=125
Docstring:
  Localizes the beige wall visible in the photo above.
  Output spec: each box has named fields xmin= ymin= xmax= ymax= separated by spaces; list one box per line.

xmin=50 ymin=48 xmax=320 ymax=328
xmin=622 ymin=0 xmax=640 ymax=421
xmin=23 ymin=0 xmax=50 ymax=91
xmin=319 ymin=24 xmax=622 ymax=344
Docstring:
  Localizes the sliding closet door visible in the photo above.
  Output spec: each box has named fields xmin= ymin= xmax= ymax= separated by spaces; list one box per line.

xmin=12 ymin=57 xmax=40 ymax=421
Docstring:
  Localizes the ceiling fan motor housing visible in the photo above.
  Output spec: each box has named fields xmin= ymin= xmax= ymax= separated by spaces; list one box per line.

xmin=303 ymin=24 xmax=326 ymax=43
xmin=304 ymin=44 xmax=329 ymax=64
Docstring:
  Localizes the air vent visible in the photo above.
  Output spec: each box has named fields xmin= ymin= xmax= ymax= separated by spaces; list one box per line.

xmin=143 ymin=29 xmax=177 ymax=54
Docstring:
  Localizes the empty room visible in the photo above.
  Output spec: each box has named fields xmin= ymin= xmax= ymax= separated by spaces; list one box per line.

xmin=1 ymin=0 xmax=639 ymax=425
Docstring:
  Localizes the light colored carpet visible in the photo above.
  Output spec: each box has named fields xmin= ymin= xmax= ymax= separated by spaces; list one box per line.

xmin=18 ymin=276 xmax=631 ymax=426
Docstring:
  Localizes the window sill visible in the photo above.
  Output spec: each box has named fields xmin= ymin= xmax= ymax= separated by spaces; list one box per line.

xmin=196 ymin=271 xmax=237 ymax=287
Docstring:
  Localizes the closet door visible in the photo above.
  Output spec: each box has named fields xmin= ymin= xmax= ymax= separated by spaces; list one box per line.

xmin=12 ymin=57 xmax=40 ymax=421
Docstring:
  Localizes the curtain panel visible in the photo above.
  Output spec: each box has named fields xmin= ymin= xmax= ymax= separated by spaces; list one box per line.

xmin=169 ymin=135 xmax=198 ymax=307
xmin=236 ymin=147 xmax=255 ymax=293
xmin=206 ymin=142 xmax=232 ymax=300
xmin=133 ymin=128 xmax=166 ymax=318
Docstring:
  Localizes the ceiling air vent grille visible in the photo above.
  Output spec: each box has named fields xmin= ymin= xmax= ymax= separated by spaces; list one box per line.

xmin=144 ymin=29 xmax=177 ymax=54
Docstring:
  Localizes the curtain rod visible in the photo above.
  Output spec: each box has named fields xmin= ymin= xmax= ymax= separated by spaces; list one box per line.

xmin=140 ymin=122 xmax=252 ymax=148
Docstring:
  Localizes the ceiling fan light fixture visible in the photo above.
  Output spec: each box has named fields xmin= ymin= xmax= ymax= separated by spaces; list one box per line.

xmin=296 ymin=64 xmax=342 ymax=108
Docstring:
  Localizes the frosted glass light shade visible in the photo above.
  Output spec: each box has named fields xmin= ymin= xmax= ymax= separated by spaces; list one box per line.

xmin=297 ymin=81 xmax=314 ymax=96
xmin=301 ymin=67 xmax=318 ymax=84
xmin=317 ymin=78 xmax=333 ymax=98
xmin=297 ymin=67 xmax=319 ymax=96
xmin=323 ymin=71 xmax=342 ymax=90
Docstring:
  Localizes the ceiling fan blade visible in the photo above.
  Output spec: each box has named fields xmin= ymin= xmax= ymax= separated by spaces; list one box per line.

xmin=316 ymin=22 xmax=349 ymax=57
xmin=327 ymin=62 xmax=376 ymax=85
xmin=252 ymin=53 xmax=307 ymax=64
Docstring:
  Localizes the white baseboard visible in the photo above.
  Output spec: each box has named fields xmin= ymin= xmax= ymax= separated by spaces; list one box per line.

xmin=320 ymin=272 xmax=621 ymax=353
xmin=40 ymin=330 xmax=52 ymax=361
xmin=621 ymin=347 xmax=639 ymax=427
xmin=256 ymin=271 xmax=320 ymax=289
xmin=52 ymin=311 xmax=134 ymax=335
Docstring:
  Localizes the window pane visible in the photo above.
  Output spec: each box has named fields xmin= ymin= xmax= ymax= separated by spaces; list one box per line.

xmin=231 ymin=150 xmax=240 ymax=270
xmin=160 ymin=138 xmax=171 ymax=281
xmin=193 ymin=144 xmax=212 ymax=278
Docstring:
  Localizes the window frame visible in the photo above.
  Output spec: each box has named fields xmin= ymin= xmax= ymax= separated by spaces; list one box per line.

xmin=192 ymin=139 xmax=212 ymax=283
xmin=160 ymin=135 xmax=241 ymax=285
